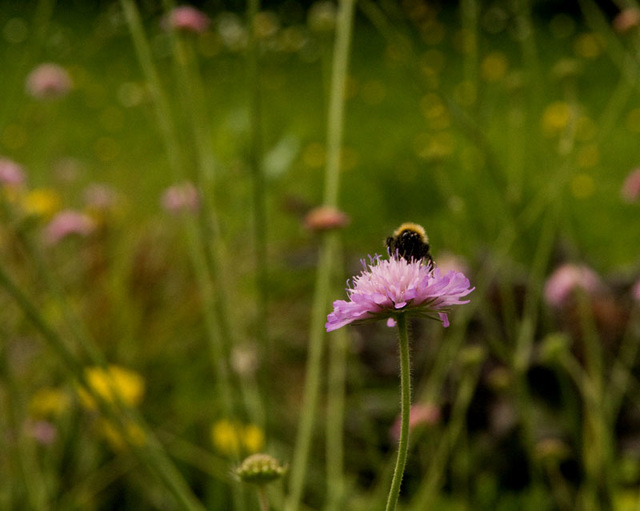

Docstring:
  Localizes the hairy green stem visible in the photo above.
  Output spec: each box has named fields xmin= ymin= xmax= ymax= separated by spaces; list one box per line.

xmin=385 ymin=313 xmax=411 ymax=511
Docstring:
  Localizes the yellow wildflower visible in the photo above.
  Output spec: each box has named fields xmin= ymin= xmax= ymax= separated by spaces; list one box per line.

xmin=21 ymin=188 xmax=61 ymax=219
xmin=78 ymin=365 xmax=145 ymax=411
xmin=211 ymin=419 xmax=265 ymax=457
xmin=29 ymin=388 xmax=70 ymax=418
xmin=541 ymin=101 xmax=572 ymax=136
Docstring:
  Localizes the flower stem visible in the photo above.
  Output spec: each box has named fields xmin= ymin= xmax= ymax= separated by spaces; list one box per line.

xmin=257 ymin=487 xmax=269 ymax=511
xmin=385 ymin=313 xmax=411 ymax=511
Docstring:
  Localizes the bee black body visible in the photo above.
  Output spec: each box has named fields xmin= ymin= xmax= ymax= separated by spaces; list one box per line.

xmin=386 ymin=222 xmax=433 ymax=265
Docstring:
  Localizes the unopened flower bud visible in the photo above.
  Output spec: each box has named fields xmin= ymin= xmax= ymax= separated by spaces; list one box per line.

xmin=539 ymin=333 xmax=571 ymax=364
xmin=235 ymin=453 xmax=287 ymax=486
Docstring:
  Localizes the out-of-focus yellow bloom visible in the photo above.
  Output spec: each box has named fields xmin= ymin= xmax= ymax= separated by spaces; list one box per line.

xmin=573 ymin=32 xmax=602 ymax=59
xmin=98 ymin=418 xmax=146 ymax=451
xmin=571 ymin=173 xmax=595 ymax=199
xmin=78 ymin=365 xmax=145 ymax=411
xmin=481 ymin=51 xmax=508 ymax=82
xmin=616 ymin=490 xmax=640 ymax=511
xmin=420 ymin=93 xmax=450 ymax=130
xmin=541 ymin=101 xmax=572 ymax=136
xmin=30 ymin=388 xmax=70 ymax=418
xmin=211 ymin=419 xmax=265 ymax=457
xmin=413 ymin=131 xmax=454 ymax=161
xmin=243 ymin=424 xmax=266 ymax=454
xmin=21 ymin=188 xmax=61 ymax=218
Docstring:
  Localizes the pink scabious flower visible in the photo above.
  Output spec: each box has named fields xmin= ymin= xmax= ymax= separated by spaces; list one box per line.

xmin=0 ymin=158 xmax=26 ymax=187
xmin=43 ymin=210 xmax=96 ymax=245
xmin=25 ymin=63 xmax=72 ymax=99
xmin=544 ymin=263 xmax=603 ymax=308
xmin=162 ymin=6 xmax=210 ymax=33
xmin=326 ymin=255 xmax=474 ymax=331
xmin=621 ymin=168 xmax=640 ymax=203
xmin=613 ymin=8 xmax=640 ymax=33
xmin=161 ymin=181 xmax=200 ymax=214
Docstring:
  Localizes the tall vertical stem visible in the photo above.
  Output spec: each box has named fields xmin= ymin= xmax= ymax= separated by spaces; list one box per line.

xmin=286 ymin=0 xmax=355 ymax=509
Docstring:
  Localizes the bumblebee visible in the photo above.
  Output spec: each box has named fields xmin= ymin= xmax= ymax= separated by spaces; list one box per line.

xmin=386 ymin=222 xmax=433 ymax=265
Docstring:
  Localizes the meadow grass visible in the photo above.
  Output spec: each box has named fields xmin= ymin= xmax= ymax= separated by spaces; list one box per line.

xmin=1 ymin=1 xmax=640 ymax=510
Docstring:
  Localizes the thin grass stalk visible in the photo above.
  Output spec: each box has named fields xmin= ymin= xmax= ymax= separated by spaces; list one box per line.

xmin=246 ymin=0 xmax=271 ymax=416
xmin=384 ymin=313 xmax=412 ymax=511
xmin=575 ymin=292 xmax=614 ymax=508
xmin=323 ymin=0 xmax=356 ymax=209
xmin=286 ymin=232 xmax=339 ymax=511
xmin=286 ymin=0 xmax=355 ymax=509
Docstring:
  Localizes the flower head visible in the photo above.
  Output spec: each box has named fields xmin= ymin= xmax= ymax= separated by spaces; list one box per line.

xmin=0 ymin=158 xmax=26 ymax=187
xmin=78 ymin=365 xmax=145 ymax=411
xmin=326 ymin=255 xmax=474 ymax=331
xmin=621 ymin=168 xmax=640 ymax=203
xmin=544 ymin=263 xmax=603 ymax=308
xmin=613 ymin=8 xmax=640 ymax=33
xmin=235 ymin=453 xmax=287 ymax=486
xmin=162 ymin=6 xmax=210 ymax=33
xmin=632 ymin=279 xmax=640 ymax=303
xmin=211 ymin=419 xmax=265 ymax=457
xmin=43 ymin=209 xmax=96 ymax=245
xmin=25 ymin=63 xmax=72 ymax=99
xmin=161 ymin=181 xmax=200 ymax=214
xmin=303 ymin=205 xmax=350 ymax=232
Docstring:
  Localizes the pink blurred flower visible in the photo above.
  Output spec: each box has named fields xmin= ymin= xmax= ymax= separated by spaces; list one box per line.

xmin=435 ymin=251 xmax=470 ymax=276
xmin=26 ymin=420 xmax=58 ymax=445
xmin=632 ymin=279 xmax=640 ymax=303
xmin=83 ymin=183 xmax=119 ymax=211
xmin=390 ymin=403 xmax=440 ymax=441
xmin=25 ymin=63 xmax=72 ymax=99
xmin=621 ymin=168 xmax=640 ymax=203
xmin=162 ymin=6 xmax=210 ymax=33
xmin=43 ymin=210 xmax=96 ymax=245
xmin=326 ymin=255 xmax=474 ymax=331
xmin=161 ymin=181 xmax=200 ymax=214
xmin=613 ymin=8 xmax=640 ymax=33
xmin=544 ymin=263 xmax=603 ymax=308
xmin=303 ymin=205 xmax=350 ymax=232
xmin=0 ymin=158 xmax=26 ymax=187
